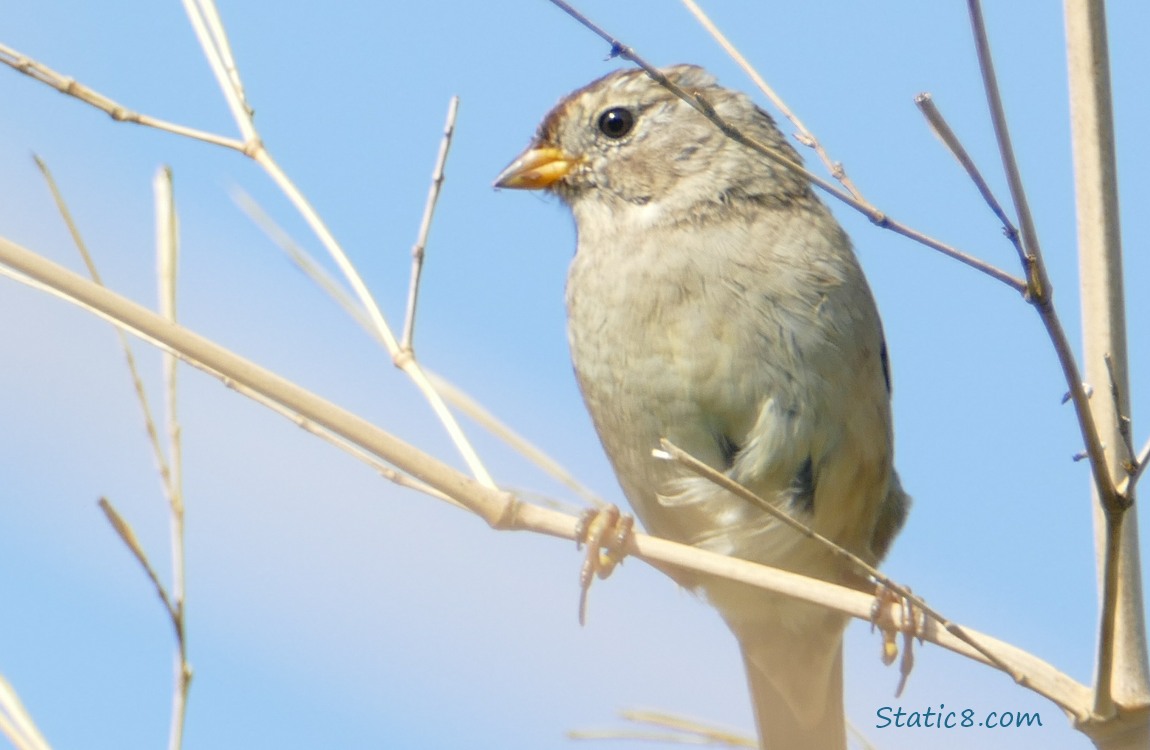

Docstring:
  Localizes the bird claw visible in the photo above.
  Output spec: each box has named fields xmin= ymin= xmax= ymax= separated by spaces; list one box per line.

xmin=574 ymin=505 xmax=634 ymax=626
xmin=869 ymin=582 xmax=926 ymax=696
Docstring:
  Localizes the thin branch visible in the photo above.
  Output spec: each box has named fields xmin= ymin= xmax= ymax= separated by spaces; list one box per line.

xmin=39 ymin=158 xmax=195 ymax=750
xmin=401 ymin=96 xmax=459 ymax=354
xmin=226 ymin=374 xmax=463 ymax=508
xmin=0 ymin=43 xmax=244 ymax=151
xmin=235 ymin=189 xmax=604 ymax=505
xmin=180 ymin=0 xmax=255 ymax=143
xmin=0 ymin=233 xmax=1094 ymax=720
xmin=31 ymin=156 xmax=177 ymax=500
xmin=3 ymin=33 xmax=495 ymax=488
xmin=545 ymin=0 xmax=1026 ymax=293
xmin=0 ymin=673 xmax=52 ymax=750
xmin=658 ymin=439 xmax=1022 ymax=687
xmin=620 ymin=711 xmax=753 ymax=746
xmin=249 ymin=148 xmax=496 ymax=487
xmin=914 ymin=93 xmax=1023 ymax=258
xmin=423 ymin=371 xmax=607 ymax=508
xmin=98 ymin=498 xmax=177 ymax=619
xmin=154 ymin=167 xmax=192 ymax=750
xmin=966 ymin=0 xmax=1114 ymax=512
xmin=1125 ymin=438 xmax=1150 ymax=496
xmin=679 ymin=0 xmax=863 ymax=201
xmin=965 ymin=0 xmax=1047 ymax=291
xmin=571 ymin=707 xmax=755 ymax=747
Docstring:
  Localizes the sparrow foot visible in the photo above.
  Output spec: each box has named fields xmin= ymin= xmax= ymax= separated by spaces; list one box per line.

xmin=870 ymin=582 xmax=926 ymax=696
xmin=574 ymin=505 xmax=634 ymax=626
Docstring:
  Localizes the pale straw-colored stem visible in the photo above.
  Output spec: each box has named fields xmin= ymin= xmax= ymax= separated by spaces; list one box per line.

xmin=1064 ymin=0 xmax=1149 ymax=729
xmin=0 ymin=233 xmax=1092 ymax=720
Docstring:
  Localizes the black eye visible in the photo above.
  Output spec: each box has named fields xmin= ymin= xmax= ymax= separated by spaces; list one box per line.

xmin=597 ymin=107 xmax=635 ymax=138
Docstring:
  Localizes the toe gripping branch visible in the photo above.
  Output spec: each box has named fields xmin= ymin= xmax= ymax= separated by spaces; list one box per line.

xmin=871 ymin=581 xmax=927 ymax=697
xmin=575 ymin=506 xmax=635 ymax=625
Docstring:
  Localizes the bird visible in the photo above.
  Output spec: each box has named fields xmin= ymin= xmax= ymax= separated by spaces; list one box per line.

xmin=495 ymin=64 xmax=909 ymax=750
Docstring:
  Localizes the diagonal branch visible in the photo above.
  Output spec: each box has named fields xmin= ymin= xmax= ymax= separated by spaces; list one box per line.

xmin=914 ymin=93 xmax=1023 ymax=259
xmin=2 ymin=18 xmax=495 ymax=486
xmin=658 ymin=439 xmax=1022 ymax=688
xmin=0 ymin=43 xmax=243 ymax=151
xmin=679 ymin=0 xmax=864 ymax=202
xmin=0 ymin=233 xmax=1094 ymax=721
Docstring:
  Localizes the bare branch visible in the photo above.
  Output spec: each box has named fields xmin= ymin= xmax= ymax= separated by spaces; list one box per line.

xmin=659 ymin=439 xmax=1025 ymax=689
xmin=679 ymin=0 xmax=863 ymax=201
xmin=423 ymin=371 xmax=607 ymax=508
xmin=235 ymin=190 xmax=602 ymax=505
xmin=0 ymin=233 xmax=1094 ymax=719
xmin=98 ymin=498 xmax=177 ymax=620
xmin=966 ymin=0 xmax=1116 ymax=509
xmin=1063 ymin=0 xmax=1149 ymax=719
xmin=4 ymin=32 xmax=495 ymax=487
xmin=154 ymin=167 xmax=192 ymax=750
xmin=570 ymin=707 xmax=755 ymax=746
xmin=180 ymin=0 xmax=256 ymax=142
xmin=1125 ymin=438 xmax=1150 ymax=496
xmin=914 ymin=93 xmax=1023 ymax=259
xmin=401 ymin=96 xmax=459 ymax=354
xmin=0 ymin=43 xmax=244 ymax=151
xmin=0 ymin=673 xmax=52 ymax=750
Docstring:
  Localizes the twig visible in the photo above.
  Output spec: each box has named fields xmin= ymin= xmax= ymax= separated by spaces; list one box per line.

xmin=39 ymin=157 xmax=194 ymax=750
xmin=4 ymin=16 xmax=495 ymax=487
xmin=180 ymin=0 xmax=493 ymax=486
xmin=214 ymin=359 xmax=464 ymax=508
xmin=31 ymin=156 xmax=176 ymax=496
xmin=180 ymin=0 xmax=255 ymax=143
xmin=657 ymin=439 xmax=1026 ymax=691
xmin=423 ymin=371 xmax=607 ymax=508
xmin=914 ymin=93 xmax=1022 ymax=257
xmin=545 ymin=0 xmax=1026 ymax=292
xmin=235 ymin=189 xmax=606 ymax=507
xmin=0 ymin=673 xmax=53 ymax=750
xmin=401 ymin=96 xmax=459 ymax=354
xmin=679 ymin=0 xmax=863 ymax=201
xmin=98 ymin=498 xmax=177 ymax=618
xmin=0 ymin=43 xmax=244 ymax=151
xmin=0 ymin=233 xmax=1094 ymax=720
xmin=965 ymin=0 xmax=1047 ymax=296
xmin=570 ymin=707 xmax=755 ymax=746
xmin=966 ymin=0 xmax=1114 ymax=515
xmin=1125 ymin=438 xmax=1150 ymax=497
xmin=154 ymin=168 xmax=192 ymax=750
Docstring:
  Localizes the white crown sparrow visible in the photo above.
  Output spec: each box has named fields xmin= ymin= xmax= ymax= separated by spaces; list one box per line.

xmin=496 ymin=64 xmax=909 ymax=750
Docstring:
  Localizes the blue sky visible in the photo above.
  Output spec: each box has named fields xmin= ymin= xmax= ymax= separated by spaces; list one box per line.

xmin=1 ymin=2 xmax=1147 ymax=749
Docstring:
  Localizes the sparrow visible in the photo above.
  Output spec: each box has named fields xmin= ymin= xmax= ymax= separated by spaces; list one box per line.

xmin=496 ymin=64 xmax=909 ymax=750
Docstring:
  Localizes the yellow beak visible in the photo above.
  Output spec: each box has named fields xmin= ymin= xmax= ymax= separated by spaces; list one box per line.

xmin=494 ymin=147 xmax=578 ymax=190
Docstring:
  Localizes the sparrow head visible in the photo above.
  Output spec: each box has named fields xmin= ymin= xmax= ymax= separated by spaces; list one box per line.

xmin=494 ymin=65 xmax=811 ymax=221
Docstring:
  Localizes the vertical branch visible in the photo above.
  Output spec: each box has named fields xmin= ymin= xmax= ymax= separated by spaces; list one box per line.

xmin=966 ymin=1 xmax=1111 ymax=497
xmin=1064 ymin=0 xmax=1149 ymax=718
xmin=154 ymin=168 xmax=191 ymax=750
xmin=401 ymin=96 xmax=459 ymax=354
xmin=180 ymin=0 xmax=255 ymax=142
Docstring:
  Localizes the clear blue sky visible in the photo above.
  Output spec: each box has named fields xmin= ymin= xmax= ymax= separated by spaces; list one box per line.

xmin=1 ymin=2 xmax=1147 ymax=749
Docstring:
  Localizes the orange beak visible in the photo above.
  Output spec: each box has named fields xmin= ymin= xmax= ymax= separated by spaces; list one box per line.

xmin=494 ymin=147 xmax=579 ymax=190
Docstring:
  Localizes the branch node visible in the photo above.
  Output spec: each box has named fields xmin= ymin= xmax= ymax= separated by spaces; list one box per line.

xmin=490 ymin=491 xmax=524 ymax=531
xmin=393 ymin=346 xmax=414 ymax=370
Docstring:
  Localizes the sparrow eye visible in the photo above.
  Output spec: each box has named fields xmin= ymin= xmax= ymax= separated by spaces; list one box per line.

xmin=597 ymin=107 xmax=635 ymax=139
